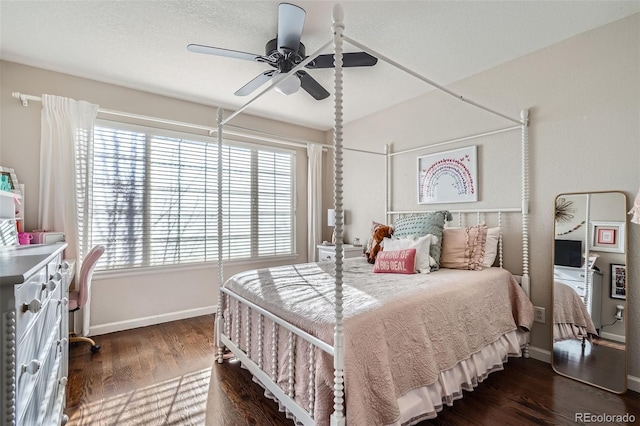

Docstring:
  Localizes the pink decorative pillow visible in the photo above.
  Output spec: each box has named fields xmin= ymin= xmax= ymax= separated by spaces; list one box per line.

xmin=440 ymin=224 xmax=488 ymax=270
xmin=373 ymin=248 xmax=417 ymax=274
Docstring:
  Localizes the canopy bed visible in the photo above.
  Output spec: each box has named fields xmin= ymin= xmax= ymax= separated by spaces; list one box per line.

xmin=213 ymin=5 xmax=533 ymax=425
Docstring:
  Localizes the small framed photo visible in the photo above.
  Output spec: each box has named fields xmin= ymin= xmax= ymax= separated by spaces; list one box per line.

xmin=590 ymin=221 xmax=625 ymax=253
xmin=0 ymin=166 xmax=21 ymax=196
xmin=610 ymin=263 xmax=626 ymax=300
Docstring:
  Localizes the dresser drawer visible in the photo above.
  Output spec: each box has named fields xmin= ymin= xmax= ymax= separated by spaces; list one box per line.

xmin=15 ymin=268 xmax=49 ymax=337
xmin=17 ymin=328 xmax=64 ymax=424
xmin=17 ymin=293 xmax=63 ymax=374
xmin=553 ymin=268 xmax=585 ymax=282
xmin=318 ymin=248 xmax=336 ymax=262
xmin=317 ymin=245 xmax=363 ymax=262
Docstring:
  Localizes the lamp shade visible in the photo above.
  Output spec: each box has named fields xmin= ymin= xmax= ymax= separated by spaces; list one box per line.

xmin=327 ymin=209 xmax=336 ymax=227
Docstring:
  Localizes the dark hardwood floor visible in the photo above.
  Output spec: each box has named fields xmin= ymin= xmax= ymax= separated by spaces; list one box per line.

xmin=66 ymin=315 xmax=640 ymax=425
xmin=553 ymin=338 xmax=626 ymax=393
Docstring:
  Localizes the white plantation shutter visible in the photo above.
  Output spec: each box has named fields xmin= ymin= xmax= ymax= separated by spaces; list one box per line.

xmin=90 ymin=121 xmax=295 ymax=270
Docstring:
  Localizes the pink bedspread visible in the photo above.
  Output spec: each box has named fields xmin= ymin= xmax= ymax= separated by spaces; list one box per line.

xmin=222 ymin=258 xmax=533 ymax=425
xmin=553 ymin=281 xmax=597 ymax=341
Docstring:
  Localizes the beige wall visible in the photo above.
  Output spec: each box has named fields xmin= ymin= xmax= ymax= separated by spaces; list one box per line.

xmin=0 ymin=61 xmax=326 ymax=334
xmin=338 ymin=14 xmax=639 ymax=378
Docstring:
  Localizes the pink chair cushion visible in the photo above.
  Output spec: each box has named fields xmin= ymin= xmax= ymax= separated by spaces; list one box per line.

xmin=68 ymin=290 xmax=79 ymax=311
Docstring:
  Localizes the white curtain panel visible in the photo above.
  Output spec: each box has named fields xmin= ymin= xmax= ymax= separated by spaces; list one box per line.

xmin=630 ymin=187 xmax=640 ymax=225
xmin=40 ymin=94 xmax=98 ymax=335
xmin=307 ymin=143 xmax=323 ymax=262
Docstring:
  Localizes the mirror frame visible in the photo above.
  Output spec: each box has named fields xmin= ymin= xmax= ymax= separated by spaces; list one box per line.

xmin=551 ymin=190 xmax=628 ymax=393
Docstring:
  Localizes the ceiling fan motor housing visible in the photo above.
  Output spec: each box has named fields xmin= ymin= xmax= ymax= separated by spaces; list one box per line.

xmin=266 ymin=38 xmax=306 ymax=71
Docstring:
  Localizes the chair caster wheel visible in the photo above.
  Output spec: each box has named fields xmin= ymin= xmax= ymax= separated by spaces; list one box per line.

xmin=91 ymin=344 xmax=101 ymax=353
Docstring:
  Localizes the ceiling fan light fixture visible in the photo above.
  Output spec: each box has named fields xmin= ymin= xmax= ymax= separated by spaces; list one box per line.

xmin=274 ymin=75 xmax=301 ymax=96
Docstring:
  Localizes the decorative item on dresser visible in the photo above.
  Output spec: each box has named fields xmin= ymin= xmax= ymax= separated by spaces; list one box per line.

xmin=317 ymin=244 xmax=362 ymax=262
xmin=0 ymin=243 xmax=74 ymax=425
xmin=0 ymin=182 xmax=23 ymax=245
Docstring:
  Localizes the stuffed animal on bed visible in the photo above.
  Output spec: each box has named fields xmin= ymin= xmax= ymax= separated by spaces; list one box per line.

xmin=367 ymin=224 xmax=394 ymax=264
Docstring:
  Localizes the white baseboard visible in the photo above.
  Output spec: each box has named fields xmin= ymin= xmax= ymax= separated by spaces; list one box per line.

xmin=89 ymin=305 xmax=217 ymax=336
xmin=599 ymin=331 xmax=626 ymax=344
xmin=628 ymin=375 xmax=640 ymax=393
xmin=527 ymin=345 xmax=551 ymax=363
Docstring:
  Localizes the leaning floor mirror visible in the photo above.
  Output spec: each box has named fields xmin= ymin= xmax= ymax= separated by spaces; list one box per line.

xmin=552 ymin=191 xmax=628 ymax=393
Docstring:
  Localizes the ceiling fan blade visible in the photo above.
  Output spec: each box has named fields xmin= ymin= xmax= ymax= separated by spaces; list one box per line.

xmin=298 ymin=71 xmax=329 ymax=100
xmin=306 ymin=52 xmax=378 ymax=69
xmin=187 ymin=44 xmax=262 ymax=62
xmin=234 ymin=71 xmax=276 ymax=96
xmin=277 ymin=3 xmax=305 ymax=53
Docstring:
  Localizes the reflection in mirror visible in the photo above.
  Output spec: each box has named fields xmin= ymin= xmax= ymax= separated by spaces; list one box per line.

xmin=552 ymin=191 xmax=628 ymax=393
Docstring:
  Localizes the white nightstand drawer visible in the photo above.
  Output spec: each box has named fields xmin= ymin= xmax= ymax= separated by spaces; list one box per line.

xmin=317 ymin=244 xmax=363 ymax=262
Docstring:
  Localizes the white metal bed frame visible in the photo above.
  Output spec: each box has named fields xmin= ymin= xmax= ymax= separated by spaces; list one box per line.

xmin=215 ymin=5 xmax=530 ymax=425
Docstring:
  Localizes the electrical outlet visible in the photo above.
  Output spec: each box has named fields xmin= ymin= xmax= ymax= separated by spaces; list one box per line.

xmin=533 ymin=306 xmax=546 ymax=324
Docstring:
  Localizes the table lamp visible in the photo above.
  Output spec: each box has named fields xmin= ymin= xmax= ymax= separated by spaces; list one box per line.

xmin=328 ymin=209 xmax=336 ymax=244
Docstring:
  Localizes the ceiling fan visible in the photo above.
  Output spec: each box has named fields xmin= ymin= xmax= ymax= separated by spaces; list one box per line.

xmin=187 ymin=2 xmax=377 ymax=100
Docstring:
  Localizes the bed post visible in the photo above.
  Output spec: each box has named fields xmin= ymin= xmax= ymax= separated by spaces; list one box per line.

xmin=331 ymin=4 xmax=346 ymax=426
xmin=385 ymin=144 xmax=391 ymax=225
xmin=520 ymin=109 xmax=530 ymax=298
xmin=216 ymin=108 xmax=225 ymax=364
xmin=520 ymin=108 xmax=531 ymax=358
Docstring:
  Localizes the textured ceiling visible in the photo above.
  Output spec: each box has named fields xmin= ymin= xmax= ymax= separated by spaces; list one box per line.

xmin=1 ymin=1 xmax=638 ymax=130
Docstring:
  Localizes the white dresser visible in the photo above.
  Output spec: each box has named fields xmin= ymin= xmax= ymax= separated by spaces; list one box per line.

xmin=317 ymin=244 xmax=363 ymax=262
xmin=554 ymin=265 xmax=602 ymax=330
xmin=1 ymin=243 xmax=73 ymax=426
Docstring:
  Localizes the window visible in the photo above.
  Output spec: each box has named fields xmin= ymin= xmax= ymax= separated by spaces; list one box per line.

xmin=85 ymin=121 xmax=295 ymax=271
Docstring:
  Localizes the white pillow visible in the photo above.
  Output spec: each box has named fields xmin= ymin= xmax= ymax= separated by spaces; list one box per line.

xmin=483 ymin=227 xmax=501 ymax=267
xmin=383 ymin=234 xmax=436 ymax=273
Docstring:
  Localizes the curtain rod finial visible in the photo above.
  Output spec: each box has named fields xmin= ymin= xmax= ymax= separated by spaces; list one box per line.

xmin=12 ymin=92 xmax=29 ymax=107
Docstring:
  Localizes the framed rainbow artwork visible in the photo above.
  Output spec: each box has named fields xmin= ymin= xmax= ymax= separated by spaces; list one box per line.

xmin=417 ymin=145 xmax=478 ymax=204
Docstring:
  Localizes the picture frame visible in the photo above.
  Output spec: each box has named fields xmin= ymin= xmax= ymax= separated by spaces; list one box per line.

xmin=610 ymin=263 xmax=626 ymax=300
xmin=0 ymin=166 xmax=21 ymax=196
xmin=417 ymin=145 xmax=477 ymax=204
xmin=590 ymin=221 xmax=625 ymax=253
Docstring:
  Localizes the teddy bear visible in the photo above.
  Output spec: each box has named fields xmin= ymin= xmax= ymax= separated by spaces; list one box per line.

xmin=367 ymin=224 xmax=393 ymax=264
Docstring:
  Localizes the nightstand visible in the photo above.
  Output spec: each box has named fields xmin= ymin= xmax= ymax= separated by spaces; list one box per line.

xmin=317 ymin=244 xmax=363 ymax=262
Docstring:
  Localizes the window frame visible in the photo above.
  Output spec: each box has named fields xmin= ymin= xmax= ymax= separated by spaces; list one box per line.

xmin=87 ymin=119 xmax=297 ymax=272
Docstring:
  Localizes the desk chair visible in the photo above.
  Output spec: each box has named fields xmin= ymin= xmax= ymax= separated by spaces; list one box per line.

xmin=69 ymin=245 xmax=105 ymax=353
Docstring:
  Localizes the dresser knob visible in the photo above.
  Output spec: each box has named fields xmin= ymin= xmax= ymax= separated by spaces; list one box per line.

xmin=60 ymin=261 xmax=70 ymax=271
xmin=42 ymin=280 xmax=57 ymax=292
xmin=22 ymin=360 xmax=40 ymax=375
xmin=59 ymin=376 xmax=68 ymax=386
xmin=22 ymin=299 xmax=42 ymax=314
xmin=60 ymin=297 xmax=68 ymax=307
xmin=50 ymin=272 xmax=62 ymax=282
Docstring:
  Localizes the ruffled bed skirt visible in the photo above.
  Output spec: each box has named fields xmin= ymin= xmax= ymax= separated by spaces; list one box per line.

xmin=392 ymin=330 xmax=527 ymax=425
xmin=553 ymin=322 xmax=594 ymax=342
xmin=249 ymin=329 xmax=528 ymax=426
